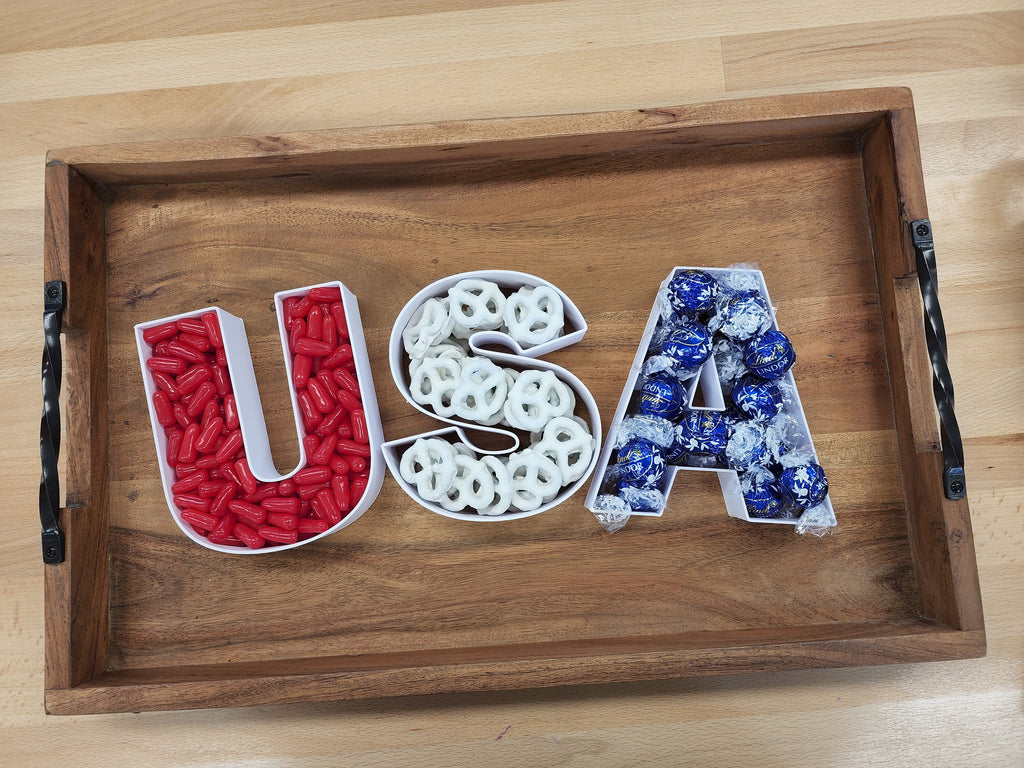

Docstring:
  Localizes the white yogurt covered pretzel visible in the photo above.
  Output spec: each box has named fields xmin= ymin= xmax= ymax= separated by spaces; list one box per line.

xmin=533 ymin=416 xmax=593 ymax=485
xmin=399 ymin=438 xmax=458 ymax=502
xmin=503 ymin=369 xmax=575 ymax=432
xmin=447 ymin=279 xmax=506 ymax=334
xmin=409 ymin=356 xmax=462 ymax=418
xmin=450 ymin=357 xmax=508 ymax=423
xmin=477 ymin=455 xmax=514 ymax=515
xmin=402 ymin=297 xmax=456 ymax=359
xmin=503 ymin=285 xmax=564 ymax=347
xmin=507 ymin=448 xmax=564 ymax=511
xmin=438 ymin=453 xmax=497 ymax=512
xmin=409 ymin=338 xmax=468 ymax=376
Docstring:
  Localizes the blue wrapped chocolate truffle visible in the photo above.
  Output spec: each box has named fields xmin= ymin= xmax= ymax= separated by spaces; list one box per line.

xmin=715 ymin=290 xmax=772 ymax=341
xmin=676 ymin=410 xmax=730 ymax=456
xmin=744 ymin=330 xmax=796 ymax=381
xmin=743 ymin=478 xmax=785 ymax=519
xmin=667 ymin=269 xmax=719 ymax=315
xmin=662 ymin=322 xmax=713 ymax=370
xmin=724 ymin=421 xmax=771 ymax=471
xmin=616 ymin=438 xmax=667 ymax=489
xmin=731 ymin=375 xmax=784 ymax=421
xmin=637 ymin=374 xmax=686 ymax=421
xmin=779 ymin=462 xmax=829 ymax=508
xmin=617 ymin=480 xmax=666 ymax=513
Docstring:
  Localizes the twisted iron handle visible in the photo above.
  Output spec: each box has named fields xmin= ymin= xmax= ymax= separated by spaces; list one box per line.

xmin=40 ymin=281 xmax=66 ymax=564
xmin=911 ymin=220 xmax=967 ymax=500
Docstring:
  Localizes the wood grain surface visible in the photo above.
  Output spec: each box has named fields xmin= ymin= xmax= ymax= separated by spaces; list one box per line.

xmin=2 ymin=1 xmax=1021 ymax=765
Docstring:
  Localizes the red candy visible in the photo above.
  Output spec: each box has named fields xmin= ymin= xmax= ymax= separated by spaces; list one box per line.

xmin=201 ymin=312 xmax=223 ymax=348
xmin=152 ymin=370 xmax=181 ymax=399
xmin=153 ymin=390 xmax=175 ymax=427
xmin=143 ymin=322 xmax=179 ymax=344
xmin=145 ymin=295 xmax=370 ymax=550
xmin=147 ymin=356 xmax=187 ymax=375
xmin=258 ymin=525 xmax=298 ymax=545
xmin=293 ymin=338 xmax=332 ymax=357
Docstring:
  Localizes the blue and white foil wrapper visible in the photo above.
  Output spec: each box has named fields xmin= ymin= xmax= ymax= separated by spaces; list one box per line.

xmin=592 ymin=494 xmax=632 ymax=533
xmin=676 ymin=410 xmax=730 ymax=456
xmin=712 ymin=337 xmax=749 ymax=391
xmin=709 ymin=290 xmax=773 ymax=342
xmin=637 ymin=374 xmax=686 ymax=420
xmin=744 ymin=330 xmax=796 ymax=381
xmin=731 ymin=375 xmax=784 ymax=422
xmin=617 ymin=481 xmax=667 ymax=513
xmin=614 ymin=414 xmax=676 ymax=449
xmin=779 ymin=462 xmax=829 ymax=508
xmin=661 ymin=322 xmax=713 ymax=370
xmin=741 ymin=475 xmax=786 ymax=519
xmin=616 ymin=438 xmax=667 ymax=489
xmin=666 ymin=269 xmax=720 ymax=315
xmin=724 ymin=420 xmax=771 ymax=471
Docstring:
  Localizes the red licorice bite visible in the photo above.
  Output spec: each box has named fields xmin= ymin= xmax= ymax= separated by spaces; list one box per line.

xmin=228 ymin=500 xmax=266 ymax=527
xmin=178 ymin=332 xmax=210 ymax=352
xmin=307 ymin=306 xmax=323 ymax=341
xmin=165 ymin=340 xmax=207 ymax=364
xmin=223 ymin=394 xmax=239 ymax=431
xmin=201 ymin=312 xmax=224 ymax=348
xmin=312 ymin=433 xmax=337 ymax=465
xmin=302 ymin=434 xmax=319 ymax=464
xmin=293 ymin=338 xmax=332 ymax=357
xmin=332 ymin=367 xmax=360 ymax=398
xmin=185 ymin=380 xmax=217 ymax=417
xmin=293 ymin=354 xmax=312 ymax=389
xmin=322 ymin=315 xmax=336 ymax=348
xmin=171 ymin=473 xmax=204 ymax=494
xmin=258 ymin=526 xmax=297 ymax=545
xmin=308 ymin=286 xmax=342 ymax=303
xmin=176 ymin=364 xmax=211 ymax=395
xmin=294 ymin=465 xmax=330 ymax=485
xmin=320 ymin=344 xmax=352 ymax=370
xmin=152 ymin=370 xmax=181 ymax=399
xmin=232 ymin=522 xmax=265 ymax=549
xmin=328 ymin=303 xmax=349 ymax=340
xmin=147 ymin=356 xmax=187 ymax=375
xmin=211 ymin=483 xmax=237 ymax=517
xmin=331 ymin=474 xmax=351 ymax=512
xmin=176 ymin=317 xmax=207 ymax=336
xmin=211 ymin=364 xmax=231 ymax=397
xmin=181 ymin=509 xmax=219 ymax=531
xmin=178 ymin=423 xmax=200 ymax=464
xmin=233 ymin=458 xmax=258 ymax=495
xmin=351 ymin=475 xmax=368 ymax=506
xmin=349 ymin=455 xmax=367 ymax=474
xmin=297 ymin=518 xmax=329 ymax=534
xmin=153 ymin=391 xmax=175 ymax=426
xmin=266 ymin=511 xmax=298 ymax=530
xmin=307 ymin=378 xmax=334 ymax=413
xmin=262 ymin=496 xmax=300 ymax=515
xmin=336 ymin=438 xmax=371 ymax=457
xmin=297 ymin=391 xmax=322 ymax=429
xmin=143 ymin=322 xmax=178 ymax=344
xmin=351 ymin=409 xmax=368 ymax=444
xmin=316 ymin=406 xmax=345 ymax=437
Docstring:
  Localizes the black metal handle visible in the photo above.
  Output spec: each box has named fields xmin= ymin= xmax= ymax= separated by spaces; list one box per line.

xmin=911 ymin=220 xmax=967 ymax=500
xmin=40 ymin=281 xmax=66 ymax=564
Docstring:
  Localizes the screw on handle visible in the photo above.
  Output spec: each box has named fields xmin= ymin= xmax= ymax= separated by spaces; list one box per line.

xmin=40 ymin=280 xmax=66 ymax=564
xmin=910 ymin=220 xmax=967 ymax=501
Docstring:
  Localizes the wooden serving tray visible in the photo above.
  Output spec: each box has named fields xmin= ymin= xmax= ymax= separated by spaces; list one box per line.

xmin=42 ymin=88 xmax=984 ymax=715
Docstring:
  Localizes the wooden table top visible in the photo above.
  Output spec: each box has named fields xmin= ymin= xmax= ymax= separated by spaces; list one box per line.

xmin=2 ymin=2 xmax=1021 ymax=765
